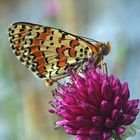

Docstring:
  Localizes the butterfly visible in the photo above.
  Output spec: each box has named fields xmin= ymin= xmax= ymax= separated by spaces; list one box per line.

xmin=8 ymin=22 xmax=110 ymax=86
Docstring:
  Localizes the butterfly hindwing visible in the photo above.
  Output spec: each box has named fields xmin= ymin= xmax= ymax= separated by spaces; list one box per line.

xmin=8 ymin=22 xmax=93 ymax=82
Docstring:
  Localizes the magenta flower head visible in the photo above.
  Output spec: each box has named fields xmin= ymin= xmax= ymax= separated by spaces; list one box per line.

xmin=49 ymin=62 xmax=139 ymax=140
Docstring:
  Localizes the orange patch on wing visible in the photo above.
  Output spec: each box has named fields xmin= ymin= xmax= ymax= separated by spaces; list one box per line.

xmin=57 ymin=45 xmax=70 ymax=67
xmin=38 ymin=67 xmax=46 ymax=75
xmin=36 ymin=58 xmax=46 ymax=67
xmin=58 ymin=37 xmax=62 ymax=42
xmin=69 ymin=48 xmax=77 ymax=57
xmin=33 ymin=51 xmax=43 ymax=60
xmin=71 ymin=40 xmax=80 ymax=48
xmin=46 ymin=28 xmax=52 ymax=35
xmin=89 ymin=44 xmax=100 ymax=55
xmin=40 ymin=33 xmax=48 ymax=40
xmin=15 ymin=42 xmax=22 ymax=48
xmin=57 ymin=45 xmax=69 ymax=55
xmin=31 ymin=46 xmax=39 ymax=53
xmin=33 ymin=40 xmax=40 ymax=46
xmin=90 ymin=46 xmax=97 ymax=53
xmin=58 ymin=59 xmax=67 ymax=67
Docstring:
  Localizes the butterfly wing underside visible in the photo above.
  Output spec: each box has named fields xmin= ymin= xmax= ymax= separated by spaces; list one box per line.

xmin=8 ymin=22 xmax=95 ymax=84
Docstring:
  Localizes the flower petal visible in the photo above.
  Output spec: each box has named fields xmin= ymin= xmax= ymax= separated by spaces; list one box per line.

xmin=113 ymin=85 xmax=122 ymax=97
xmin=103 ymin=130 xmax=112 ymax=140
xmin=111 ymin=109 xmax=121 ymax=121
xmin=114 ymin=96 xmax=122 ymax=109
xmin=100 ymin=100 xmax=109 ymax=114
xmin=66 ymin=106 xmax=84 ymax=115
xmin=48 ymin=109 xmax=55 ymax=113
xmin=122 ymin=82 xmax=130 ymax=102
xmin=123 ymin=100 xmax=133 ymax=113
xmin=76 ymin=83 xmax=88 ymax=99
xmin=65 ymin=128 xmax=77 ymax=135
xmin=63 ymin=94 xmax=76 ymax=104
xmin=89 ymin=128 xmax=102 ymax=135
xmin=80 ymin=103 xmax=98 ymax=115
xmin=76 ymin=116 xmax=91 ymax=124
xmin=101 ymin=80 xmax=112 ymax=101
xmin=92 ymin=116 xmax=104 ymax=127
xmin=130 ymin=108 xmax=139 ymax=117
xmin=122 ymin=114 xmax=136 ymax=125
xmin=104 ymin=118 xmax=114 ymax=128
xmin=132 ymin=99 xmax=139 ymax=108
xmin=115 ymin=126 xmax=126 ymax=134
xmin=58 ymin=110 xmax=75 ymax=120
xmin=77 ymin=127 xmax=90 ymax=135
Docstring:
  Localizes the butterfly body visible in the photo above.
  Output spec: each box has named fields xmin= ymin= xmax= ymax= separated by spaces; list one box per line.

xmin=8 ymin=22 xmax=110 ymax=85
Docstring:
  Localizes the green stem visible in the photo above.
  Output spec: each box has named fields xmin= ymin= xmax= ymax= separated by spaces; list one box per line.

xmin=112 ymin=133 xmax=122 ymax=140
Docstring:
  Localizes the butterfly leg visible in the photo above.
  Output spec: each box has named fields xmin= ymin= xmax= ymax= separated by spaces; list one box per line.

xmin=45 ymin=73 xmax=69 ymax=86
xmin=45 ymin=79 xmax=56 ymax=86
xmin=74 ymin=61 xmax=85 ymax=73
xmin=100 ymin=60 xmax=108 ymax=76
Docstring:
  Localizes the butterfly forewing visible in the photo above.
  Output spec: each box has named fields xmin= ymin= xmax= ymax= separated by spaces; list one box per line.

xmin=8 ymin=22 xmax=96 ymax=83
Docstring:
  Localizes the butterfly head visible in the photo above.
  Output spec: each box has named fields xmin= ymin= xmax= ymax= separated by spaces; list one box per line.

xmin=100 ymin=41 xmax=111 ymax=56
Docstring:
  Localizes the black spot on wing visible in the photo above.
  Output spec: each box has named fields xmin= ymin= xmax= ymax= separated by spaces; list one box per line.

xmin=75 ymin=58 xmax=80 ymax=62
xmin=49 ymin=71 xmax=52 ymax=78
xmin=49 ymin=36 xmax=53 ymax=40
xmin=38 ymin=74 xmax=46 ymax=78
xmin=80 ymin=49 xmax=83 ymax=52
xmin=55 ymin=67 xmax=60 ymax=75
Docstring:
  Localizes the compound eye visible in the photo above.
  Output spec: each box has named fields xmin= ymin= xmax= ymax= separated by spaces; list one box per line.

xmin=101 ymin=44 xmax=107 ymax=55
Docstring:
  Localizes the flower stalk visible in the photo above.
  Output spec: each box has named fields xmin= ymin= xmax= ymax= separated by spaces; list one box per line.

xmin=112 ymin=132 xmax=122 ymax=140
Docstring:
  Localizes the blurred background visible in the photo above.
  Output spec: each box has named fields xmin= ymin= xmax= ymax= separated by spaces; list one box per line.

xmin=0 ymin=0 xmax=140 ymax=140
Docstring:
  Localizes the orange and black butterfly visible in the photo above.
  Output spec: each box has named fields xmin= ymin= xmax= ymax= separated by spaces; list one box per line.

xmin=8 ymin=22 xmax=110 ymax=86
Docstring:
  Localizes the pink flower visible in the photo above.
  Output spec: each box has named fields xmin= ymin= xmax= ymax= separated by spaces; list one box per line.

xmin=49 ymin=62 xmax=139 ymax=140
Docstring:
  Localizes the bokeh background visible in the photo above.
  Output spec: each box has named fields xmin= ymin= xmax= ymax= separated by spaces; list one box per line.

xmin=0 ymin=0 xmax=140 ymax=140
